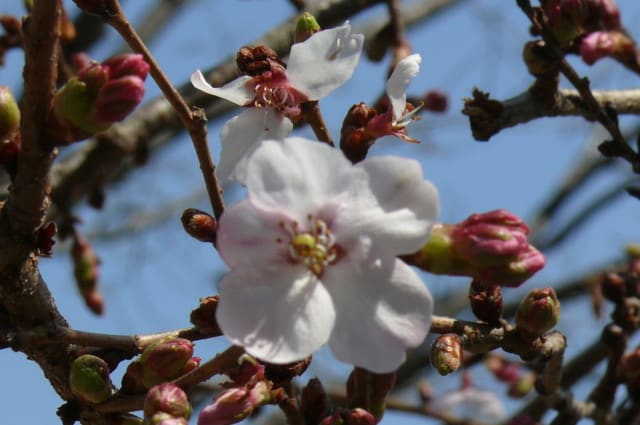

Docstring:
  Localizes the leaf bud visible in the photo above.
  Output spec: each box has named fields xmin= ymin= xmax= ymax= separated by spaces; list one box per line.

xmin=430 ymin=334 xmax=463 ymax=376
xmin=70 ymin=354 xmax=113 ymax=404
xmin=515 ymin=288 xmax=561 ymax=338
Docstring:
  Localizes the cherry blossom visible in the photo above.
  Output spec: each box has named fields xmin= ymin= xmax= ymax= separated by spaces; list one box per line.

xmin=215 ymin=137 xmax=439 ymax=373
xmin=191 ymin=23 xmax=364 ymax=181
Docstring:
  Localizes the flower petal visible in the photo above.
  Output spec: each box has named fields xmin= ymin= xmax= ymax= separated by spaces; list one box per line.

xmin=218 ymin=108 xmax=293 ymax=182
xmin=246 ymin=137 xmax=353 ymax=221
xmin=334 ymin=155 xmax=439 ymax=256
xmin=431 ymin=388 xmax=506 ymax=423
xmin=286 ymin=22 xmax=364 ymax=100
xmin=326 ymin=256 xmax=432 ymax=373
xmin=217 ymin=198 xmax=295 ymax=269
xmin=191 ymin=70 xmax=255 ymax=106
xmin=216 ymin=267 xmax=335 ymax=364
xmin=386 ymin=54 xmax=421 ymax=122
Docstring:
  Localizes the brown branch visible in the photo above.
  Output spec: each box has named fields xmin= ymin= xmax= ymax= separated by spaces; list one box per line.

xmin=103 ymin=0 xmax=225 ymax=220
xmin=463 ymin=87 xmax=640 ymax=142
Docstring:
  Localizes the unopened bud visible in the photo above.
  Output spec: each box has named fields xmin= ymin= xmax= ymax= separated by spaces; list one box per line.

xmin=94 ymin=75 xmax=146 ymax=122
xmin=405 ymin=210 xmax=545 ymax=287
xmin=181 ymin=208 xmax=217 ymax=243
xmin=431 ymin=334 xmax=463 ymax=376
xmin=346 ymin=408 xmax=376 ymax=425
xmin=301 ymin=378 xmax=328 ymax=425
xmin=198 ymin=381 xmax=275 ymax=425
xmin=72 ymin=234 xmax=103 ymax=315
xmin=0 ymin=86 xmax=20 ymax=140
xmin=144 ymin=383 xmax=191 ymax=420
xmin=70 ymin=354 xmax=113 ymax=404
xmin=295 ymin=12 xmax=321 ymax=43
xmin=469 ymin=280 xmax=503 ymax=323
xmin=601 ymin=272 xmax=626 ymax=303
xmin=140 ymin=338 xmax=196 ymax=388
xmin=580 ymin=30 xmax=636 ymax=66
xmin=147 ymin=412 xmax=188 ymax=425
xmin=515 ymin=288 xmax=560 ymax=338
xmin=73 ymin=0 xmax=116 ymax=18
xmin=319 ymin=412 xmax=345 ymax=425
xmin=543 ymin=0 xmax=587 ymax=47
xmin=422 ymin=89 xmax=448 ymax=113
xmin=190 ymin=296 xmax=221 ymax=333
xmin=102 ymin=53 xmax=150 ymax=80
xmin=508 ymin=373 xmax=535 ymax=398
xmin=121 ymin=360 xmax=146 ymax=394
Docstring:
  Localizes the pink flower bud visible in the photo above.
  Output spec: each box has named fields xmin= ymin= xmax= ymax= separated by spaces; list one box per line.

xmin=580 ymin=30 xmax=636 ymax=65
xmin=140 ymin=338 xmax=195 ymax=388
xmin=70 ymin=354 xmax=113 ymax=404
xmin=405 ymin=210 xmax=545 ymax=287
xmin=93 ymin=75 xmax=146 ymax=123
xmin=144 ymin=383 xmax=191 ymax=420
xmin=102 ymin=53 xmax=150 ymax=80
xmin=197 ymin=381 xmax=273 ymax=425
xmin=77 ymin=62 xmax=109 ymax=97
xmin=431 ymin=334 xmax=463 ymax=376
xmin=147 ymin=412 xmax=188 ymax=425
xmin=515 ymin=288 xmax=561 ymax=338
xmin=346 ymin=408 xmax=376 ymax=425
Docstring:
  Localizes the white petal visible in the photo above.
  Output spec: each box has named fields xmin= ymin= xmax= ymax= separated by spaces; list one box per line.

xmin=287 ymin=22 xmax=364 ymax=100
xmin=245 ymin=137 xmax=353 ymax=222
xmin=431 ymin=388 xmax=506 ymax=423
xmin=326 ymin=256 xmax=433 ymax=373
xmin=216 ymin=267 xmax=336 ymax=364
xmin=217 ymin=199 xmax=296 ymax=269
xmin=334 ymin=155 xmax=439 ymax=256
xmin=218 ymin=108 xmax=293 ymax=182
xmin=386 ymin=54 xmax=421 ymax=122
xmin=191 ymin=69 xmax=255 ymax=106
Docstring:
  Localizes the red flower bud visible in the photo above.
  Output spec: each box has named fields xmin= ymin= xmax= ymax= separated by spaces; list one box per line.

xmin=94 ymin=75 xmax=146 ymax=122
xmin=102 ymin=53 xmax=150 ymax=80
xmin=515 ymin=288 xmax=561 ymax=338
xmin=144 ymin=383 xmax=191 ymax=420
xmin=140 ymin=338 xmax=195 ymax=388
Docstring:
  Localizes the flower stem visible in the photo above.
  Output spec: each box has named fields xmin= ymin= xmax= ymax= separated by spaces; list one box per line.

xmin=103 ymin=0 xmax=225 ymax=219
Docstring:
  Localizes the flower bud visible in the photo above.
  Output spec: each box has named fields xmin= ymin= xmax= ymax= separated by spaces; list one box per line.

xmin=197 ymin=381 xmax=274 ymax=425
xmin=508 ymin=373 xmax=535 ymax=398
xmin=542 ymin=0 xmax=587 ymax=47
xmin=0 ymin=85 xmax=20 ymax=140
xmin=579 ymin=30 xmax=636 ymax=66
xmin=93 ymin=75 xmax=146 ymax=122
xmin=346 ymin=408 xmax=376 ymax=425
xmin=422 ymin=89 xmax=448 ymax=113
xmin=102 ymin=53 xmax=150 ymax=80
xmin=121 ymin=360 xmax=146 ymax=394
xmin=295 ymin=12 xmax=321 ymax=43
xmin=70 ymin=354 xmax=113 ymax=404
xmin=140 ymin=338 xmax=196 ymax=388
xmin=468 ymin=280 xmax=503 ymax=323
xmin=485 ymin=355 xmax=520 ymax=383
xmin=181 ymin=208 xmax=218 ymax=243
xmin=301 ymin=378 xmax=328 ymax=425
xmin=431 ymin=334 xmax=463 ymax=376
xmin=54 ymin=78 xmax=107 ymax=135
xmin=72 ymin=234 xmax=103 ymax=315
xmin=600 ymin=272 xmax=626 ymax=303
xmin=621 ymin=346 xmax=640 ymax=400
xmin=515 ymin=288 xmax=560 ymax=338
xmin=405 ymin=210 xmax=545 ymax=287
xmin=147 ymin=412 xmax=188 ymax=425
xmin=319 ymin=412 xmax=345 ymax=425
xmin=73 ymin=0 xmax=116 ymax=17
xmin=144 ymin=383 xmax=191 ymax=420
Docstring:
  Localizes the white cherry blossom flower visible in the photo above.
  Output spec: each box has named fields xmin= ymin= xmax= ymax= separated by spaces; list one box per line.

xmin=215 ymin=137 xmax=439 ymax=373
xmin=191 ymin=23 xmax=364 ymax=181
xmin=366 ymin=53 xmax=423 ymax=143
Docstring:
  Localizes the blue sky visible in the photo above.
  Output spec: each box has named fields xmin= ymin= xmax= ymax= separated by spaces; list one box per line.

xmin=1 ymin=1 xmax=640 ymax=424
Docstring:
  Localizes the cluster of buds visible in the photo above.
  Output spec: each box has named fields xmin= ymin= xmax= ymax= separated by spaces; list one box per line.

xmin=404 ymin=210 xmax=545 ymax=287
xmin=431 ymin=334 xmax=463 ymax=376
xmin=0 ymin=85 xmax=20 ymax=177
xmin=121 ymin=338 xmax=200 ymax=393
xmin=198 ymin=355 xmax=285 ymax=425
xmin=70 ymin=354 xmax=113 ymax=404
xmin=346 ymin=368 xmax=396 ymax=421
xmin=72 ymin=233 xmax=103 ymax=315
xmin=536 ymin=0 xmax=639 ymax=69
xmin=53 ymin=53 xmax=149 ymax=141
xmin=144 ymin=383 xmax=191 ymax=425
xmin=515 ymin=288 xmax=561 ymax=339
xmin=485 ymin=355 xmax=535 ymax=398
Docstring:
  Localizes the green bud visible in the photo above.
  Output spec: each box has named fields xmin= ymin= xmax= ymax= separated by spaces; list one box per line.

xmin=140 ymin=338 xmax=195 ymax=388
xmin=53 ymin=78 xmax=109 ymax=135
xmin=0 ymin=86 xmax=20 ymax=140
xmin=70 ymin=354 xmax=113 ymax=404
xmin=295 ymin=12 xmax=321 ymax=43
xmin=515 ymin=288 xmax=560 ymax=338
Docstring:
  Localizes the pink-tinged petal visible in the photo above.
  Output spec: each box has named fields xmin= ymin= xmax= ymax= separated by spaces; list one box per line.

xmin=217 ymin=199 xmax=295 ymax=269
xmin=218 ymin=108 xmax=293 ymax=182
xmin=325 ymin=257 xmax=432 ymax=373
xmin=190 ymin=70 xmax=254 ymax=106
xmin=431 ymin=388 xmax=506 ymax=423
xmin=245 ymin=137 xmax=353 ymax=221
xmin=334 ymin=155 xmax=439 ymax=256
xmin=287 ymin=22 xmax=364 ymax=100
xmin=386 ymin=54 xmax=421 ymax=122
xmin=216 ymin=267 xmax=335 ymax=364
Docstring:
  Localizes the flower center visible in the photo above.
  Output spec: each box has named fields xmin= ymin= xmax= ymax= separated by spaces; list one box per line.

xmin=279 ymin=217 xmax=338 ymax=277
xmin=251 ymin=60 xmax=307 ymax=119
